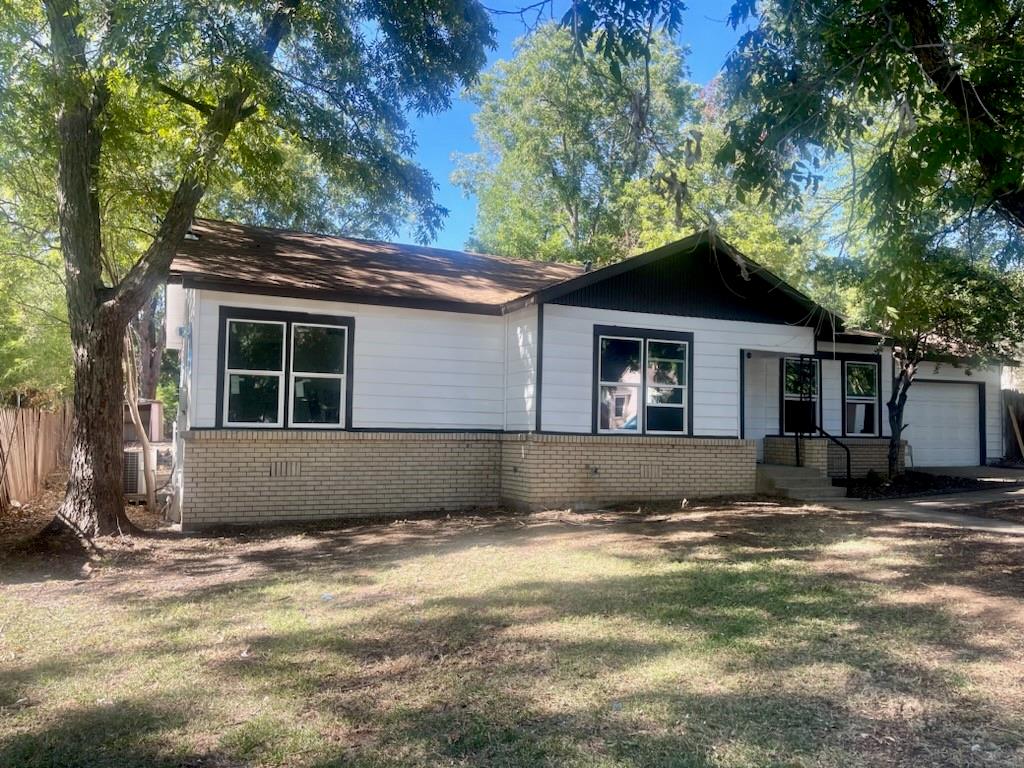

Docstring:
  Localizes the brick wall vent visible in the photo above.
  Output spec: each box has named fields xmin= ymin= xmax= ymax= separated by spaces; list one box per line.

xmin=269 ymin=460 xmax=301 ymax=478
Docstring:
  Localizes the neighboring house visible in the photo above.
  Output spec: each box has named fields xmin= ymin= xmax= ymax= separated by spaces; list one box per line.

xmin=165 ymin=219 xmax=1005 ymax=528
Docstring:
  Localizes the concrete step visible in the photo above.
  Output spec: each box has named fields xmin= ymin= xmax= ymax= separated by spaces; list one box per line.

xmin=757 ymin=463 xmax=846 ymax=500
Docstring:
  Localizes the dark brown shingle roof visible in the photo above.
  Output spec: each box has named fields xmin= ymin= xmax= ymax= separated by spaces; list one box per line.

xmin=170 ymin=219 xmax=584 ymax=312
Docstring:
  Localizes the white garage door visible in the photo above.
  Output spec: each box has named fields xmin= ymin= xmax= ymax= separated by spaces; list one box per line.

xmin=903 ymin=382 xmax=980 ymax=466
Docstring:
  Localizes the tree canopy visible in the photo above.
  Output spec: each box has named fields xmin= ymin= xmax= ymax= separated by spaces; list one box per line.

xmin=719 ymin=0 xmax=1024 ymax=243
xmin=455 ymin=25 xmax=826 ymax=291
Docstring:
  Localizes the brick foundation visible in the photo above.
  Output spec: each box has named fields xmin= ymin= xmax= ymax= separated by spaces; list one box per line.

xmin=180 ymin=430 xmax=757 ymax=528
xmin=763 ymin=436 xmax=905 ymax=478
xmin=501 ymin=433 xmax=756 ymax=510
xmin=181 ymin=430 xmax=502 ymax=528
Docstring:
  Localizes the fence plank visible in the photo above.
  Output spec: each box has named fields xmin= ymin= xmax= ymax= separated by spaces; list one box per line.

xmin=0 ymin=404 xmax=72 ymax=511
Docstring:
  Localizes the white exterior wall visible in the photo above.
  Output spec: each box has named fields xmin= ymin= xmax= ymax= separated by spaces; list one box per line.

xmin=165 ymin=283 xmax=186 ymax=351
xmin=820 ymin=359 xmax=842 ymax=434
xmin=540 ymin=304 xmax=815 ymax=436
xmin=190 ymin=290 xmax=508 ymax=430
xmin=504 ymin=306 xmax=538 ymax=431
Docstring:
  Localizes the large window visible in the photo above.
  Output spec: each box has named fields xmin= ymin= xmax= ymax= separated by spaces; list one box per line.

xmin=219 ymin=310 xmax=353 ymax=429
xmin=782 ymin=357 xmax=819 ymax=434
xmin=595 ymin=327 xmax=691 ymax=435
xmin=844 ymin=361 xmax=878 ymax=435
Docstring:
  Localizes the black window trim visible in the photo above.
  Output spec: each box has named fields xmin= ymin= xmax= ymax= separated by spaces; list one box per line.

xmin=591 ymin=324 xmax=695 ymax=436
xmin=215 ymin=306 xmax=355 ymax=430
xmin=842 ymin=359 xmax=881 ymax=437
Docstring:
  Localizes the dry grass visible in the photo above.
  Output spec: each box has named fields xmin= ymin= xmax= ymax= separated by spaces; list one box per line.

xmin=1 ymin=497 xmax=1023 ymax=767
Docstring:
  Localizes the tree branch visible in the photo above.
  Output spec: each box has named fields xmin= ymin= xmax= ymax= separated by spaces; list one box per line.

xmin=155 ymin=82 xmax=214 ymax=115
xmin=110 ymin=0 xmax=301 ymax=318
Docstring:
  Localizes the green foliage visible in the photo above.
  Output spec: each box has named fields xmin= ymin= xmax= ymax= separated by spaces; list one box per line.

xmin=720 ymin=0 xmax=1024 ymax=239
xmin=454 ymin=24 xmax=697 ymax=263
xmin=456 ymin=29 xmax=826 ymax=292
xmin=849 ymin=228 xmax=1024 ymax=363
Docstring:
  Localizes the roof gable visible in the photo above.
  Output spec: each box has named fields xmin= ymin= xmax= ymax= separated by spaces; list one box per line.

xmin=508 ymin=231 xmax=841 ymax=333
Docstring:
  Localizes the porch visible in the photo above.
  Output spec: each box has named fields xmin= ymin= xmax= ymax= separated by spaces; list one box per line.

xmin=742 ymin=350 xmax=901 ymax=481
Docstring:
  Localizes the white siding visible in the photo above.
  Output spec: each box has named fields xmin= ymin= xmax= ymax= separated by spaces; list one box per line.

xmin=540 ymin=304 xmax=814 ymax=435
xmin=820 ymin=359 xmax=842 ymax=434
xmin=190 ymin=290 xmax=507 ymax=430
xmin=504 ymin=306 xmax=538 ymax=431
xmin=165 ymin=283 xmax=186 ymax=351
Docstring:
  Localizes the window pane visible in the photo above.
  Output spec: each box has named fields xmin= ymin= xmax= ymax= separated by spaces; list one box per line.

xmin=600 ymin=338 xmax=641 ymax=384
xmin=647 ymin=406 xmax=685 ymax=432
xmin=647 ymin=340 xmax=686 ymax=361
xmin=647 ymin=386 xmax=684 ymax=405
xmin=784 ymin=359 xmax=817 ymax=397
xmin=228 ymin=321 xmax=283 ymax=371
xmin=846 ymin=402 xmax=876 ymax=434
xmin=227 ymin=374 xmax=279 ymax=423
xmin=294 ymin=325 xmax=346 ymax=374
xmin=783 ymin=399 xmax=816 ymax=433
xmin=647 ymin=359 xmax=686 ymax=386
xmin=846 ymin=363 xmax=877 ymax=398
xmin=292 ymin=377 xmax=343 ymax=424
xmin=599 ymin=385 xmax=638 ymax=431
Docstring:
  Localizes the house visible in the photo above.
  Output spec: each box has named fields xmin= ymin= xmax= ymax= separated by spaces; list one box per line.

xmin=164 ymin=219 xmax=1005 ymax=528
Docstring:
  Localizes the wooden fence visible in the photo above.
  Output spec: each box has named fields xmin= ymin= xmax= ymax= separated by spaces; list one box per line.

xmin=1006 ymin=389 xmax=1024 ymax=462
xmin=0 ymin=404 xmax=73 ymax=511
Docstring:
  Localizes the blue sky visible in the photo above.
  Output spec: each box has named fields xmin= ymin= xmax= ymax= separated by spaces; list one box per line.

xmin=407 ymin=0 xmax=748 ymax=250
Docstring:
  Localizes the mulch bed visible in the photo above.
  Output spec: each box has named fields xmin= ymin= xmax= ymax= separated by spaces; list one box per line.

xmin=836 ymin=470 xmax=1008 ymax=500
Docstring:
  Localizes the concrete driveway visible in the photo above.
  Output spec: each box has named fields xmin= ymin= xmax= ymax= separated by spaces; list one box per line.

xmin=828 ymin=484 xmax=1024 ymax=535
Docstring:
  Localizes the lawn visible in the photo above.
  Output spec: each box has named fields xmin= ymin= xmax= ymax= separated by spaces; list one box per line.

xmin=1 ymin=500 xmax=1023 ymax=768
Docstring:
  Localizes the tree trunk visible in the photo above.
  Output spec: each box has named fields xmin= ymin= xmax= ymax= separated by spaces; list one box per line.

xmin=124 ymin=333 xmax=157 ymax=513
xmin=57 ymin=314 xmax=135 ymax=536
xmin=885 ymin=359 xmax=917 ymax=477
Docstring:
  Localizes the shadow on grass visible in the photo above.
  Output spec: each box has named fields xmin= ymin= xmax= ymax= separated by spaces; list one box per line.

xmin=3 ymin=505 xmax=1022 ymax=767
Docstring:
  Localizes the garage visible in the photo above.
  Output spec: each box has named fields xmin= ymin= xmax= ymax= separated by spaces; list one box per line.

xmin=903 ymin=381 xmax=981 ymax=466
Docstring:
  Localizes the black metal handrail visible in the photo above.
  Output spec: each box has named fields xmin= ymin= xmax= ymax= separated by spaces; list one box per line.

xmin=814 ymin=425 xmax=851 ymax=493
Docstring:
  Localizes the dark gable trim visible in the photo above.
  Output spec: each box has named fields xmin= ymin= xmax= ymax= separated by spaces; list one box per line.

xmin=215 ymin=306 xmax=355 ymax=430
xmin=503 ymin=230 xmax=842 ymax=334
xmin=591 ymin=324 xmax=695 ymax=436
xmin=512 ymin=231 xmax=711 ymax=311
xmin=182 ymin=276 xmax=504 ymax=316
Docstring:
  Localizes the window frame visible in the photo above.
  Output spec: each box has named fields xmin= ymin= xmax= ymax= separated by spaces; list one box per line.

xmin=222 ymin=318 xmax=287 ymax=428
xmin=644 ymin=337 xmax=689 ymax=436
xmin=591 ymin=325 xmax=694 ymax=436
xmin=596 ymin=334 xmax=644 ymax=434
xmin=843 ymin=360 xmax=880 ymax=437
xmin=781 ymin=357 xmax=820 ymax=435
xmin=288 ymin=322 xmax=349 ymax=430
xmin=216 ymin=307 xmax=355 ymax=430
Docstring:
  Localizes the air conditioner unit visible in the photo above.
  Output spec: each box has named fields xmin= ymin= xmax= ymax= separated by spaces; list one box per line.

xmin=122 ymin=445 xmax=158 ymax=497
